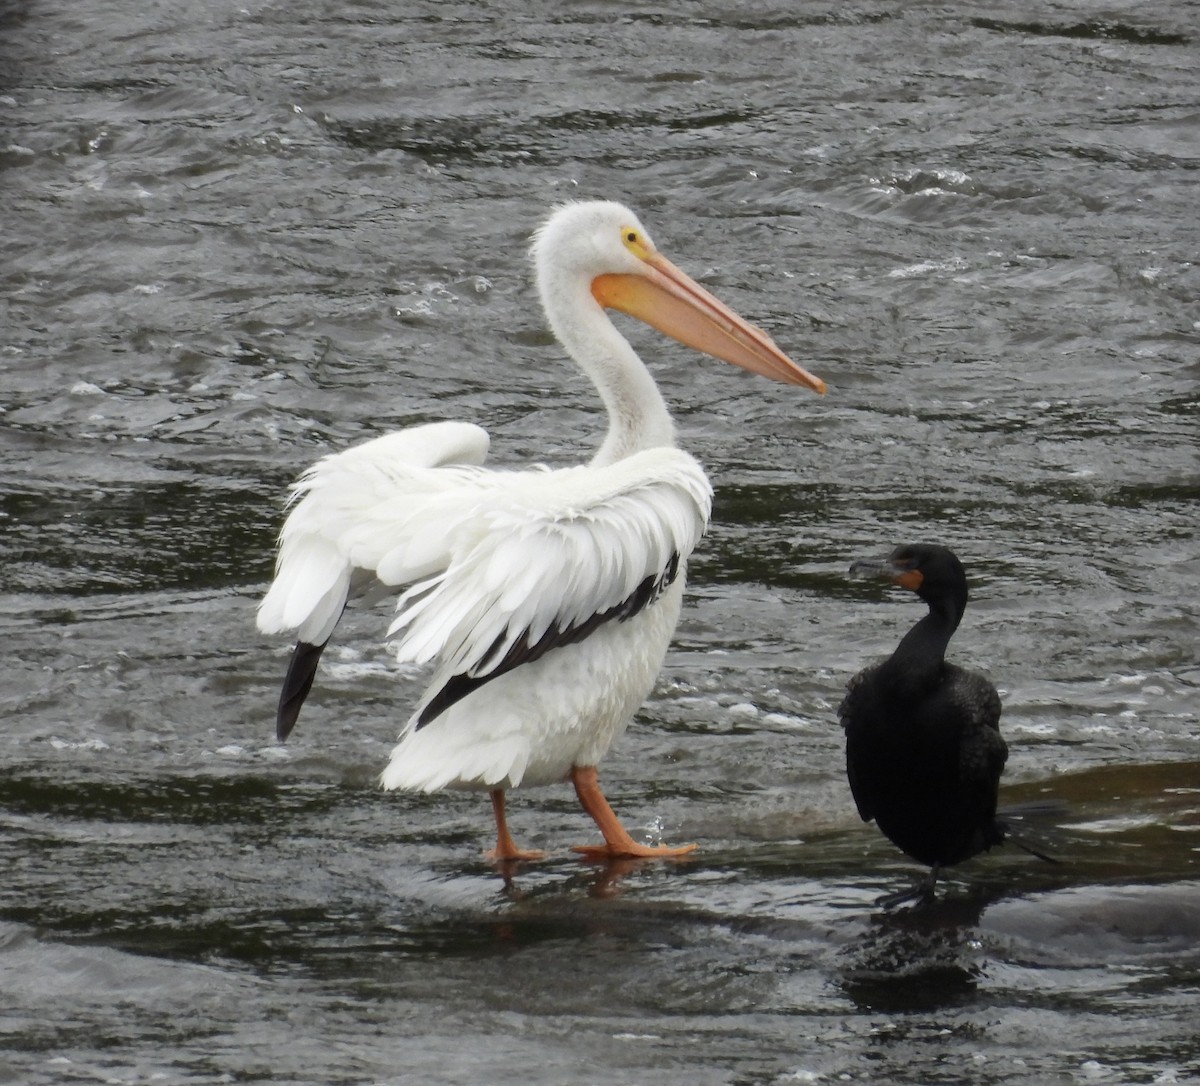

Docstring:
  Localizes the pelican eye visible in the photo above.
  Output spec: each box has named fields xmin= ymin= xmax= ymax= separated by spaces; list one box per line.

xmin=620 ymin=227 xmax=649 ymax=258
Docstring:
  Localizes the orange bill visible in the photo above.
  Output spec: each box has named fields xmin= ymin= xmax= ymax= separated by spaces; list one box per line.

xmin=849 ymin=558 xmax=924 ymax=592
xmin=591 ymin=252 xmax=826 ymax=394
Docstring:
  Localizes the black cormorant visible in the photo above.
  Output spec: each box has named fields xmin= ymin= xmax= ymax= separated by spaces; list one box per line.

xmin=839 ymin=543 xmax=1035 ymax=904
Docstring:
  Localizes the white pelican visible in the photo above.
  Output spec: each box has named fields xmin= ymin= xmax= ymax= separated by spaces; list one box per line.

xmin=258 ymin=200 xmax=825 ymax=862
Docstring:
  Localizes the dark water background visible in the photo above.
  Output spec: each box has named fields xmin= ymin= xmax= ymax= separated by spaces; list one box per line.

xmin=2 ymin=1 xmax=1198 ymax=1083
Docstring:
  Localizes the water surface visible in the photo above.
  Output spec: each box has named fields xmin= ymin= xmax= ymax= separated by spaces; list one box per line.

xmin=2 ymin=1 xmax=1198 ymax=1083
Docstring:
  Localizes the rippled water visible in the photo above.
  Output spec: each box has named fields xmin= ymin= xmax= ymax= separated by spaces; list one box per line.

xmin=3 ymin=1 xmax=1198 ymax=1083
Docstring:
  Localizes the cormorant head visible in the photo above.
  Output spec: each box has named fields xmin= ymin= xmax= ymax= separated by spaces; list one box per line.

xmin=849 ymin=543 xmax=969 ymax=620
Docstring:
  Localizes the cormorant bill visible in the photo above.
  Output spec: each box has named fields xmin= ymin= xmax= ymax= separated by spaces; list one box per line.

xmin=839 ymin=543 xmax=1028 ymax=905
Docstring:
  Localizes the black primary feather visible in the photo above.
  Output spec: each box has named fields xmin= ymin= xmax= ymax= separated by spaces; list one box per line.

xmin=417 ymin=552 xmax=681 ymax=729
xmin=276 ymin=639 xmax=328 ymax=741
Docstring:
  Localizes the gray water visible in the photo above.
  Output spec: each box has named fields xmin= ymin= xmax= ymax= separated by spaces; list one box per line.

xmin=2 ymin=1 xmax=1199 ymax=1083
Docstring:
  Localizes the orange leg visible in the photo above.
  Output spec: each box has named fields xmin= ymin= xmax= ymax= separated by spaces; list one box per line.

xmin=484 ymin=789 xmax=544 ymax=862
xmin=569 ymin=765 xmax=697 ymax=860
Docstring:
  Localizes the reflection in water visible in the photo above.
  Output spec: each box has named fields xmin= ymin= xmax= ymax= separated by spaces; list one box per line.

xmin=833 ymin=760 xmax=1200 ymax=1017
xmin=2 ymin=0 xmax=1198 ymax=1080
xmin=838 ymin=891 xmax=995 ymax=1013
xmin=495 ymin=854 xmax=655 ymax=901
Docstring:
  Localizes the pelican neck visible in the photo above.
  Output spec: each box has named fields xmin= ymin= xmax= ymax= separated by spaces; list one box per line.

xmin=540 ymin=273 xmax=679 ymax=466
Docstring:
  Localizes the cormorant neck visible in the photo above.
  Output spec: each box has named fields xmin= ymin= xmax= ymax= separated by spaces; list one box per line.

xmin=880 ymin=594 xmax=964 ymax=698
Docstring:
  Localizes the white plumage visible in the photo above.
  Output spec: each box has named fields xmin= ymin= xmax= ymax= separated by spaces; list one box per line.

xmin=258 ymin=200 xmax=824 ymax=860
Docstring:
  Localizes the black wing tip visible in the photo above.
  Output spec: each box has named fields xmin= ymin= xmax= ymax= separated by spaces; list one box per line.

xmin=276 ymin=700 xmax=302 ymax=742
xmin=996 ymin=802 xmax=1068 ymax=865
xmin=275 ymin=640 xmax=327 ymax=741
xmin=1002 ymin=827 xmax=1062 ymax=865
xmin=416 ymin=552 xmax=684 ymax=731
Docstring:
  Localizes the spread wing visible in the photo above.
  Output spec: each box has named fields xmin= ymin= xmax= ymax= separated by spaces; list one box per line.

xmin=257 ymin=421 xmax=712 ymax=738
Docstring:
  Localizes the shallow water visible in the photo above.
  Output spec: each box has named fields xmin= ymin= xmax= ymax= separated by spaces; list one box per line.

xmin=2 ymin=1 xmax=1199 ymax=1083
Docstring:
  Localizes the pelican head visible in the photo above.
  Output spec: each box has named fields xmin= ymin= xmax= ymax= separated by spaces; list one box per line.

xmin=532 ymin=200 xmax=826 ymax=393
